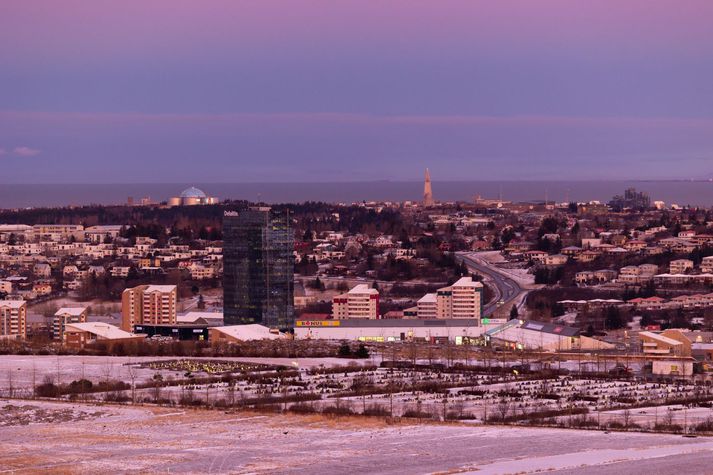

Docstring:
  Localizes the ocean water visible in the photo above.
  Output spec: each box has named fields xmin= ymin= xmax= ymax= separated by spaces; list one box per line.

xmin=1 ymin=180 xmax=713 ymax=209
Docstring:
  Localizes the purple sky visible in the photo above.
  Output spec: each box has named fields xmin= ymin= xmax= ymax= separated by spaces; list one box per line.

xmin=2 ymin=0 xmax=713 ymax=183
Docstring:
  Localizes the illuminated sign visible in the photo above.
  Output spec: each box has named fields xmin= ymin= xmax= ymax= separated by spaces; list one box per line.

xmin=296 ymin=320 xmax=341 ymax=327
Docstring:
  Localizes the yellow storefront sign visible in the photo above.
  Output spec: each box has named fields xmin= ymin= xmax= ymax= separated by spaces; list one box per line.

xmin=296 ymin=320 xmax=341 ymax=327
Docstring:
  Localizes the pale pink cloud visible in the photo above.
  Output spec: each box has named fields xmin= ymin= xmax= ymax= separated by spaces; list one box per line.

xmin=12 ymin=146 xmax=40 ymax=157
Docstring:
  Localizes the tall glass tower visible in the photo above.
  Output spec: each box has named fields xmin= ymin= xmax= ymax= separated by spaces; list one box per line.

xmin=223 ymin=207 xmax=294 ymax=329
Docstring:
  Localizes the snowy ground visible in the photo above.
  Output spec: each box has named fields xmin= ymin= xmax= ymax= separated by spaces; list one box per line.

xmin=0 ymin=355 xmax=369 ymax=396
xmin=2 ymin=355 xmax=709 ymax=429
xmin=1 ymin=400 xmax=713 ymax=474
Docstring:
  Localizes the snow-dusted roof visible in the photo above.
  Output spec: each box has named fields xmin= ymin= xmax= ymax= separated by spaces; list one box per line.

xmin=177 ymin=312 xmax=224 ymax=324
xmin=452 ymin=276 xmax=483 ymax=288
xmin=145 ymin=285 xmax=177 ymax=293
xmin=64 ymin=322 xmax=140 ymax=340
xmin=55 ymin=307 xmax=87 ymax=317
xmin=348 ymin=284 xmax=378 ymax=295
xmin=0 ymin=300 xmax=26 ymax=309
xmin=212 ymin=324 xmax=284 ymax=341
xmin=639 ymin=331 xmax=682 ymax=346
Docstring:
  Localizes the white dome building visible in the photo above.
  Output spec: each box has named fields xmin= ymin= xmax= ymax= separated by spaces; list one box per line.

xmin=169 ymin=187 xmax=218 ymax=206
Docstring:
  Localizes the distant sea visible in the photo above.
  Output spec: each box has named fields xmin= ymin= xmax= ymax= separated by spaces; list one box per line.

xmin=2 ymin=180 xmax=713 ymax=209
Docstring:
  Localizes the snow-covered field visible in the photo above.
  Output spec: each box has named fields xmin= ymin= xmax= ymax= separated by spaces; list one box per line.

xmin=2 ymin=355 xmax=710 ymax=430
xmin=1 ymin=399 xmax=712 ymax=474
xmin=0 ymin=355 xmax=369 ymax=395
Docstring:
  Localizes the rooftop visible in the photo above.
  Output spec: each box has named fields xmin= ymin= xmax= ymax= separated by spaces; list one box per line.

xmin=65 ymin=322 xmax=139 ymax=340
xmin=180 ymin=186 xmax=207 ymax=199
xmin=55 ymin=307 xmax=87 ymax=317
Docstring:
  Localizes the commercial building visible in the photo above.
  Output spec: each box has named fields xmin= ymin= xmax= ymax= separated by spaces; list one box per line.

xmin=53 ymin=307 xmax=87 ymax=340
xmin=133 ymin=323 xmax=209 ymax=341
xmin=332 ymin=284 xmax=379 ymax=319
xmin=0 ymin=300 xmax=26 ymax=340
xmin=223 ymin=208 xmax=294 ymax=329
xmin=436 ymin=276 xmax=483 ymax=321
xmin=64 ymin=322 xmax=145 ymax=349
xmin=295 ymin=318 xmax=483 ymax=344
xmin=121 ymin=284 xmax=177 ymax=331
xmin=485 ymin=319 xmax=614 ymax=351
xmin=209 ymin=324 xmax=284 ymax=344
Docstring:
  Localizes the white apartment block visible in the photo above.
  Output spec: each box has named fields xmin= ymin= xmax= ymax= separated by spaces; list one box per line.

xmin=332 ymin=284 xmax=380 ymax=319
xmin=436 ymin=276 xmax=483 ymax=320
xmin=0 ymin=300 xmax=27 ymax=339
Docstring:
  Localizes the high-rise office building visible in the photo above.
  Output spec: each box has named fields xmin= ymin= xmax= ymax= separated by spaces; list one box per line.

xmin=223 ymin=207 xmax=294 ymax=329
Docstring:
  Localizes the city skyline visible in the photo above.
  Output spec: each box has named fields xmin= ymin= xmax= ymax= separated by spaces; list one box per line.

xmin=2 ymin=1 xmax=713 ymax=183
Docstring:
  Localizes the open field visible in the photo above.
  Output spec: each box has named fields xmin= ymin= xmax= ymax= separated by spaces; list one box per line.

xmin=2 ymin=399 xmax=713 ymax=474
xmin=2 ymin=355 xmax=713 ymax=431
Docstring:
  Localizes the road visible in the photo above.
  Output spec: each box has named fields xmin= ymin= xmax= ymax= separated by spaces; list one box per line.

xmin=456 ymin=252 xmax=524 ymax=316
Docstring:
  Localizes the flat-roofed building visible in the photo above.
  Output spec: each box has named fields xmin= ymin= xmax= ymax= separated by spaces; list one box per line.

xmin=209 ymin=324 xmax=285 ymax=344
xmin=121 ymin=284 xmax=177 ymax=331
xmin=332 ymin=284 xmax=379 ymax=319
xmin=295 ymin=318 xmax=482 ymax=344
xmin=53 ymin=307 xmax=87 ymax=340
xmin=64 ymin=322 xmax=145 ymax=349
xmin=436 ymin=276 xmax=483 ymax=321
xmin=0 ymin=300 xmax=27 ymax=340
xmin=417 ymin=293 xmax=437 ymax=318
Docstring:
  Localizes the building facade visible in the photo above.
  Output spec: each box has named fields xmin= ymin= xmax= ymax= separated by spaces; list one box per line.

xmin=121 ymin=284 xmax=177 ymax=331
xmin=332 ymin=284 xmax=379 ymax=319
xmin=0 ymin=300 xmax=27 ymax=339
xmin=436 ymin=276 xmax=483 ymax=321
xmin=53 ymin=307 xmax=88 ymax=340
xmin=223 ymin=208 xmax=294 ymax=329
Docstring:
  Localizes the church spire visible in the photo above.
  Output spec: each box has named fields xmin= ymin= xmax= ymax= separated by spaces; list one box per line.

xmin=423 ymin=168 xmax=434 ymax=207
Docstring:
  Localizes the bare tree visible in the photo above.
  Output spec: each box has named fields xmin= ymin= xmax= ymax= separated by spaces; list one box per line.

xmin=127 ymin=362 xmax=137 ymax=404
xmin=622 ymin=409 xmax=632 ymax=429
xmin=497 ymin=398 xmax=511 ymax=422
xmin=6 ymin=370 xmax=14 ymax=398
xmin=31 ymin=362 xmax=36 ymax=399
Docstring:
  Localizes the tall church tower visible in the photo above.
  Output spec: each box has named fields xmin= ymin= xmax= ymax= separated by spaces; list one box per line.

xmin=423 ymin=168 xmax=434 ymax=207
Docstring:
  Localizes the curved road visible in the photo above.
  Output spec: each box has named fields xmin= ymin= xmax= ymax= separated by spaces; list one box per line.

xmin=456 ymin=252 xmax=524 ymax=316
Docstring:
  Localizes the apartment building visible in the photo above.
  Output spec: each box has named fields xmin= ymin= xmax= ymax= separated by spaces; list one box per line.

xmin=416 ymin=293 xmax=437 ymax=318
xmin=121 ymin=284 xmax=177 ymax=331
xmin=53 ymin=307 xmax=88 ymax=340
xmin=0 ymin=300 xmax=27 ymax=340
xmin=702 ymin=256 xmax=713 ymax=274
xmin=332 ymin=284 xmax=379 ymax=319
xmin=436 ymin=276 xmax=483 ymax=320
xmin=670 ymin=259 xmax=694 ymax=274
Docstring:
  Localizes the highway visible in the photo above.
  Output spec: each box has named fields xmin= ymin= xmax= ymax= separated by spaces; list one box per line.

xmin=456 ymin=252 xmax=525 ymax=316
